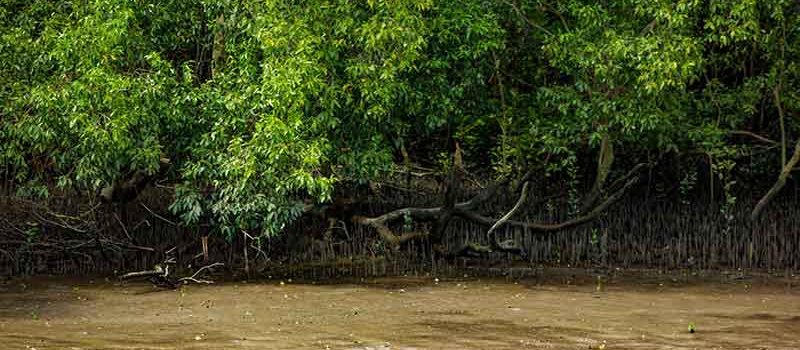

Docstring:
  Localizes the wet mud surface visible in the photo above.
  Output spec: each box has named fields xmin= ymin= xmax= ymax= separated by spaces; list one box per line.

xmin=0 ymin=270 xmax=798 ymax=349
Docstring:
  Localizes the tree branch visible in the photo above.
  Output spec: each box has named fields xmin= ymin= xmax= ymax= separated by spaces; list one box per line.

xmin=729 ymin=130 xmax=778 ymax=145
xmin=774 ymin=82 xmax=787 ymax=166
xmin=31 ymin=211 xmax=88 ymax=233
xmin=139 ymin=202 xmax=177 ymax=226
xmin=456 ymin=175 xmax=639 ymax=232
xmin=751 ymin=138 xmax=800 ymax=220
xmin=486 ymin=181 xmax=529 ymax=239
xmin=501 ymin=0 xmax=553 ymax=36
xmin=178 ymin=262 xmax=224 ymax=284
xmin=352 ymin=171 xmax=511 ymax=248
xmin=607 ymin=163 xmax=648 ymax=192
xmin=355 ymin=159 xmax=642 ymax=253
xmin=352 ymin=213 xmax=431 ymax=248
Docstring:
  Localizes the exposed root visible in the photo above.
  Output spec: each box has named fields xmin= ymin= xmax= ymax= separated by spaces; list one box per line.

xmin=486 ymin=181 xmax=529 ymax=246
xmin=354 ymin=152 xmax=646 ymax=257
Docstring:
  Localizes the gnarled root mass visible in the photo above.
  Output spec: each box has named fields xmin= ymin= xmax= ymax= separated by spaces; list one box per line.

xmin=354 ymin=157 xmax=647 ymax=257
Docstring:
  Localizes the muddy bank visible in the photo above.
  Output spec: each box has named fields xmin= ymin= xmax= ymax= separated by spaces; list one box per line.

xmin=0 ymin=272 xmax=798 ymax=349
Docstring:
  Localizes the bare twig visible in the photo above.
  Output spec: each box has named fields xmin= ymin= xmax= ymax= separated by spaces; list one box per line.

xmin=0 ymin=248 xmax=15 ymax=262
xmin=31 ymin=211 xmax=88 ymax=233
xmin=139 ymin=202 xmax=177 ymax=226
xmin=130 ymin=218 xmax=151 ymax=231
xmin=112 ymin=212 xmax=132 ymax=241
xmin=98 ymin=239 xmax=155 ymax=252
xmin=729 ymin=130 xmax=778 ymax=145
xmin=178 ymin=262 xmax=224 ymax=284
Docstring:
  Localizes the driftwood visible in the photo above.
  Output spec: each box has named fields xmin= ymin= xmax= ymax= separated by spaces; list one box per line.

xmin=120 ymin=259 xmax=224 ymax=289
xmin=120 ymin=263 xmax=177 ymax=289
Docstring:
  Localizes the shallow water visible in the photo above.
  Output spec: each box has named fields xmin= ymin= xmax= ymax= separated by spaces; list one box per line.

xmin=0 ymin=272 xmax=798 ymax=349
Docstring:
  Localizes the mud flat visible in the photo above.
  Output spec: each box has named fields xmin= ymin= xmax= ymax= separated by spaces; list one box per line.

xmin=0 ymin=271 xmax=798 ymax=349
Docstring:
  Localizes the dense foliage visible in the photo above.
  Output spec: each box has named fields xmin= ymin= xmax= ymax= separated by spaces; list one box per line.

xmin=2 ymin=0 xmax=798 ymax=240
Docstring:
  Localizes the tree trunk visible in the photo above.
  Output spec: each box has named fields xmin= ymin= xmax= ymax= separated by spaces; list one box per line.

xmin=211 ymin=13 xmax=225 ymax=78
xmin=581 ymin=131 xmax=614 ymax=212
xmin=775 ymin=83 xmax=787 ymax=167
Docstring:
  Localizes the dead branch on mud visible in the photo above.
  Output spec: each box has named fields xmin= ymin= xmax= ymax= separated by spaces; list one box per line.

xmin=120 ymin=264 xmax=170 ymax=280
xmin=120 ymin=256 xmax=224 ymax=288
xmin=178 ymin=262 xmax=225 ymax=284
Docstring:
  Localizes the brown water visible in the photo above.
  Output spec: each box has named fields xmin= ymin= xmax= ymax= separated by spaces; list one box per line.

xmin=0 ymin=272 xmax=798 ymax=349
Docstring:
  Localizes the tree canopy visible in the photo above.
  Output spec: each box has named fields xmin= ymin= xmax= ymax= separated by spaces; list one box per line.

xmin=2 ymin=0 xmax=798 ymax=241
